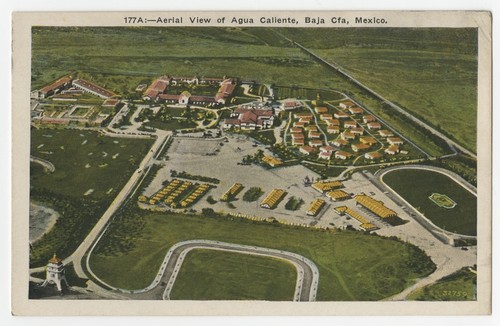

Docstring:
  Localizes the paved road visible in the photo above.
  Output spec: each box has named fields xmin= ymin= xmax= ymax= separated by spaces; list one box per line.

xmin=87 ymin=240 xmax=320 ymax=302
xmin=293 ymin=41 xmax=476 ymax=159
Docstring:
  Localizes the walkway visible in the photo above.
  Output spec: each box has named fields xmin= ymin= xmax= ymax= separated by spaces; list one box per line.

xmin=30 ymin=155 xmax=55 ymax=173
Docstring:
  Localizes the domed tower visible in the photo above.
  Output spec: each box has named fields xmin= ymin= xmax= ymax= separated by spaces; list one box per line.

xmin=41 ymin=254 xmax=69 ymax=292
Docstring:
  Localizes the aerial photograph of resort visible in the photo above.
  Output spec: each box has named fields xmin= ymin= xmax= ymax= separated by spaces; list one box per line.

xmin=28 ymin=26 xmax=478 ymax=302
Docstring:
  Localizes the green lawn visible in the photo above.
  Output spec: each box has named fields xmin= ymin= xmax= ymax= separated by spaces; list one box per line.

xmin=30 ymin=128 xmax=153 ymax=200
xmin=170 ymin=249 xmax=297 ymax=301
xmin=89 ymin=209 xmax=435 ymax=301
xmin=408 ymin=267 xmax=476 ymax=301
xmin=382 ymin=169 xmax=477 ymax=235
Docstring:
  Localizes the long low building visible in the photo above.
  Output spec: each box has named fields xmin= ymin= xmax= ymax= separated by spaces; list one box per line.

xmin=334 ymin=206 xmax=378 ymax=231
xmin=312 ymin=180 xmax=344 ymax=193
xmin=306 ymin=199 xmax=326 ymax=216
xmin=260 ymin=189 xmax=286 ymax=209
xmin=72 ymin=79 xmax=116 ymax=99
xmin=354 ymin=194 xmax=398 ymax=219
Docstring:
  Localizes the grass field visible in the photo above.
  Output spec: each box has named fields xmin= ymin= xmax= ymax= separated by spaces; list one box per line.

xmin=89 ymin=208 xmax=435 ymax=301
xmin=382 ymin=169 xmax=477 ymax=236
xmin=30 ymin=129 xmax=154 ymax=200
xmin=408 ymin=267 xmax=476 ymax=301
xmin=170 ymin=249 xmax=297 ymax=301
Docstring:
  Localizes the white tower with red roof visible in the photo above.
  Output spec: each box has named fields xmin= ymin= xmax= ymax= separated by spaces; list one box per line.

xmin=41 ymin=254 xmax=69 ymax=292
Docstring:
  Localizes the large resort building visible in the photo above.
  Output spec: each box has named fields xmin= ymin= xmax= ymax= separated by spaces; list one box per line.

xmin=223 ymin=107 xmax=274 ymax=130
xmin=143 ymin=75 xmax=237 ymax=105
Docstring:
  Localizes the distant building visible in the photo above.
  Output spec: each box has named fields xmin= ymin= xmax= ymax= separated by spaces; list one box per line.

xmin=385 ymin=145 xmax=400 ymax=155
xmin=334 ymin=111 xmax=349 ymax=119
xmin=72 ymin=79 xmax=116 ymax=99
xmin=365 ymin=151 xmax=383 ymax=160
xmin=362 ymin=115 xmax=376 ymax=123
xmin=335 ymin=151 xmax=352 ymax=160
xmin=143 ymin=75 xmax=170 ymax=101
xmin=378 ymin=129 xmax=394 ymax=137
xmin=32 ymin=76 xmax=72 ymax=99
xmin=299 ymin=145 xmax=315 ymax=155
xmin=387 ymin=137 xmax=404 ymax=145
xmin=339 ymin=101 xmax=355 ymax=109
xmin=348 ymin=107 xmax=363 ymax=115
xmin=223 ymin=107 xmax=274 ymax=130
xmin=344 ymin=120 xmax=357 ymax=129
xmin=366 ymin=122 xmax=382 ymax=130
xmin=351 ymin=143 xmax=371 ymax=152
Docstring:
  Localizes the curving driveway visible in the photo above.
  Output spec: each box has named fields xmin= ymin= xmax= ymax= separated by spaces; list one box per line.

xmin=88 ymin=240 xmax=320 ymax=302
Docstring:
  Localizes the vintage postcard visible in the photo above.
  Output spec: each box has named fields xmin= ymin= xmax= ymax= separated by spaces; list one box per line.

xmin=12 ymin=11 xmax=491 ymax=315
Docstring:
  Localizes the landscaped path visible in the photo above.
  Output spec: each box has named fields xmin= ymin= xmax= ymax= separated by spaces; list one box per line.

xmin=30 ymin=155 xmax=55 ymax=173
xmin=87 ymin=240 xmax=320 ymax=302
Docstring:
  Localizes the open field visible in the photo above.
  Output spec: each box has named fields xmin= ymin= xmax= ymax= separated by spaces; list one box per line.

xmin=408 ymin=267 xmax=476 ymax=301
xmin=169 ymin=249 xmax=297 ymax=301
xmin=30 ymin=129 xmax=154 ymax=199
xmin=382 ymin=169 xmax=476 ymax=236
xmin=89 ymin=209 xmax=435 ymax=301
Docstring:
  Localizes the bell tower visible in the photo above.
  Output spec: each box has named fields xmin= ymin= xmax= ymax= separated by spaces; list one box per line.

xmin=41 ymin=253 xmax=69 ymax=292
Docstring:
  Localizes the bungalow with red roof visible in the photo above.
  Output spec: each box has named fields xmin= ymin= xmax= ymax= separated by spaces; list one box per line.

xmin=293 ymin=121 xmax=307 ymax=128
xmin=308 ymin=131 xmax=322 ymax=139
xmin=348 ymin=107 xmax=363 ymax=115
xmin=367 ymin=122 xmax=382 ymax=130
xmin=290 ymin=127 xmax=303 ymax=134
xmin=339 ymin=101 xmax=355 ymax=109
xmin=378 ymin=130 xmax=394 ymax=137
xmin=299 ymin=145 xmax=315 ymax=155
xmin=341 ymin=130 xmax=356 ymax=140
xmin=318 ymin=152 xmax=332 ymax=160
xmin=320 ymin=146 xmax=335 ymax=154
xmin=387 ymin=137 xmax=404 ymax=145
xmin=344 ymin=120 xmax=357 ymax=129
xmin=315 ymin=107 xmax=328 ymax=114
xmin=327 ymin=125 xmax=340 ymax=134
xmin=362 ymin=115 xmax=376 ymax=123
xmin=332 ymin=139 xmax=348 ymax=147
xmin=320 ymin=114 xmax=333 ymax=121
xmin=309 ymin=139 xmax=323 ymax=147
xmin=365 ymin=151 xmax=383 ymax=160
xmin=293 ymin=138 xmax=305 ymax=146
xmin=360 ymin=136 xmax=378 ymax=145
xmin=352 ymin=143 xmax=371 ymax=152
xmin=291 ymin=133 xmax=304 ymax=140
xmin=351 ymin=127 xmax=365 ymax=135
xmin=325 ymin=118 xmax=339 ymax=126
xmin=305 ymin=125 xmax=318 ymax=132
xmin=294 ymin=112 xmax=313 ymax=120
xmin=334 ymin=112 xmax=350 ymax=119
xmin=335 ymin=151 xmax=352 ymax=160
xmin=281 ymin=99 xmax=300 ymax=110
xmin=385 ymin=145 xmax=400 ymax=155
